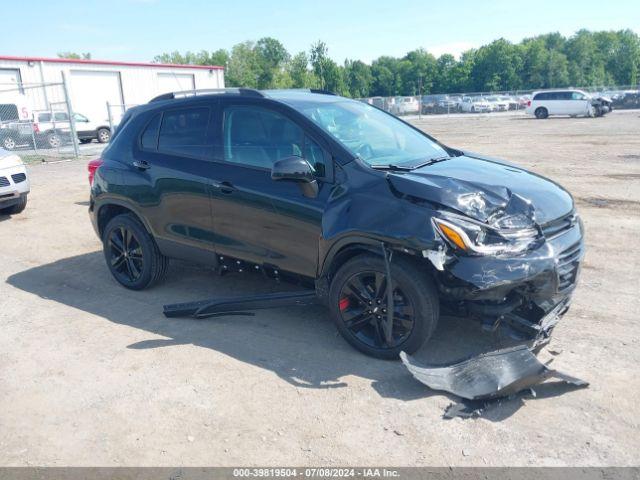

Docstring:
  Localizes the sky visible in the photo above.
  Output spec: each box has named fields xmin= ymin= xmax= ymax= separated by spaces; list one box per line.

xmin=4 ymin=0 xmax=640 ymax=65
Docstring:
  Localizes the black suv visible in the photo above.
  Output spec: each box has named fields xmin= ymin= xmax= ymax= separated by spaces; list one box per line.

xmin=89 ymin=89 xmax=584 ymax=359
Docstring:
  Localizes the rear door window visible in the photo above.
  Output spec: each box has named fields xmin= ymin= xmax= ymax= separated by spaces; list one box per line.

xmin=158 ymin=107 xmax=211 ymax=157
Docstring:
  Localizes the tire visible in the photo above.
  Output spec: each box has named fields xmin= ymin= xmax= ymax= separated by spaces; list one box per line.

xmin=102 ymin=213 xmax=169 ymax=290
xmin=329 ymin=254 xmax=439 ymax=359
xmin=534 ymin=107 xmax=548 ymax=119
xmin=0 ymin=195 xmax=27 ymax=215
xmin=2 ymin=136 xmax=17 ymax=150
xmin=46 ymin=132 xmax=62 ymax=148
xmin=96 ymin=128 xmax=111 ymax=143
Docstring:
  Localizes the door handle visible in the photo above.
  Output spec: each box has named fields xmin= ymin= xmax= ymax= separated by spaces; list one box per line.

xmin=212 ymin=181 xmax=236 ymax=194
xmin=133 ymin=160 xmax=151 ymax=170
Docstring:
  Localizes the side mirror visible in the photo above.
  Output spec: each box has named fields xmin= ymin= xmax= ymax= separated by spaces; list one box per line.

xmin=271 ymin=156 xmax=318 ymax=198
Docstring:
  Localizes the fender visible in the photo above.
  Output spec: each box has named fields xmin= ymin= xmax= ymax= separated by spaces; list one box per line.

xmin=318 ymin=234 xmax=418 ymax=279
xmin=92 ymin=195 xmax=154 ymax=238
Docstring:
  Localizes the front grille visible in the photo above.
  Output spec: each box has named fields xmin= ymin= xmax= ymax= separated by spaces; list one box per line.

xmin=0 ymin=176 xmax=9 ymax=187
xmin=542 ymin=211 xmax=577 ymax=239
xmin=557 ymin=241 xmax=582 ymax=291
xmin=11 ymin=173 xmax=26 ymax=183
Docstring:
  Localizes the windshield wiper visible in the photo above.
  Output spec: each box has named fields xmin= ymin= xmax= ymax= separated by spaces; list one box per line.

xmin=369 ymin=164 xmax=415 ymax=171
xmin=411 ymin=156 xmax=452 ymax=169
xmin=369 ymin=156 xmax=452 ymax=172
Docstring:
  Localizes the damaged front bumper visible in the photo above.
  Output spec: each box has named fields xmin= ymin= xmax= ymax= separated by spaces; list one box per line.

xmin=427 ymin=213 xmax=584 ymax=344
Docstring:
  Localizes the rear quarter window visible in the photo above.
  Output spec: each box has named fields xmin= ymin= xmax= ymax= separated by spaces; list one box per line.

xmin=140 ymin=113 xmax=161 ymax=150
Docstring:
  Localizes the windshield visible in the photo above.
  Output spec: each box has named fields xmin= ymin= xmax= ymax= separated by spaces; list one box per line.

xmin=289 ymin=99 xmax=448 ymax=167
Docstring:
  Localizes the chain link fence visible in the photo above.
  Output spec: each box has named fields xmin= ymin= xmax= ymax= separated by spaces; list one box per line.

xmin=106 ymin=102 xmax=139 ymax=133
xmin=0 ymin=76 xmax=84 ymax=162
xmin=360 ymin=85 xmax=640 ymax=117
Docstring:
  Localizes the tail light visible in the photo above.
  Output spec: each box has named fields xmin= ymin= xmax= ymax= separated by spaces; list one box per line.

xmin=88 ymin=158 xmax=103 ymax=185
xmin=527 ymin=100 xmax=531 ymax=107
xmin=32 ymin=123 xmax=40 ymax=133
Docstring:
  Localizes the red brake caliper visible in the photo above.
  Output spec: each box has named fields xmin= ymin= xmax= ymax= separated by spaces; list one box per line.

xmin=339 ymin=297 xmax=350 ymax=311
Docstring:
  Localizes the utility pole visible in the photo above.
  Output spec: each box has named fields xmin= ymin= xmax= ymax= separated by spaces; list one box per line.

xmin=418 ymin=76 xmax=423 ymax=120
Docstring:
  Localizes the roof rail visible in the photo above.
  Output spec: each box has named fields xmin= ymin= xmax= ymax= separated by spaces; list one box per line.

xmin=150 ymin=88 xmax=264 ymax=103
xmin=309 ymin=89 xmax=337 ymax=96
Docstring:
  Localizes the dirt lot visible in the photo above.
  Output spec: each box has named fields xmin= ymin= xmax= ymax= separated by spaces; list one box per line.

xmin=1 ymin=110 xmax=639 ymax=466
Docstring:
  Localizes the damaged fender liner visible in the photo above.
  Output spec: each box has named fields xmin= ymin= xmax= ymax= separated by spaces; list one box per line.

xmin=400 ymin=345 xmax=588 ymax=401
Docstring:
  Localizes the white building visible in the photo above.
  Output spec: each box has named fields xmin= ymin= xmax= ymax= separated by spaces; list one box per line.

xmin=0 ymin=55 xmax=225 ymax=123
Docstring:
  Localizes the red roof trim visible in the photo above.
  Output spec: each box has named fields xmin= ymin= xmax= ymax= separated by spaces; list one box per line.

xmin=0 ymin=55 xmax=223 ymax=70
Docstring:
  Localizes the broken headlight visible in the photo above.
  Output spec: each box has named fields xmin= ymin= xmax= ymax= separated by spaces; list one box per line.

xmin=433 ymin=213 xmax=540 ymax=255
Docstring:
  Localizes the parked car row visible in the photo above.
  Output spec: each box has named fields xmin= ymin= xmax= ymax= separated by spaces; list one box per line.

xmin=363 ymin=94 xmax=532 ymax=115
xmin=0 ymin=111 xmax=111 ymax=151
xmin=0 ymin=93 xmax=111 ymax=151
xmin=362 ymin=88 xmax=638 ymax=118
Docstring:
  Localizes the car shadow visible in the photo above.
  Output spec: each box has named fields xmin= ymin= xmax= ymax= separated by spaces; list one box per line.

xmin=7 ymin=251 xmax=568 ymax=419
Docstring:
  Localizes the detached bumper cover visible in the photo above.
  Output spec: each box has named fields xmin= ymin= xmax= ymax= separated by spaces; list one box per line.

xmin=400 ymin=345 xmax=588 ymax=401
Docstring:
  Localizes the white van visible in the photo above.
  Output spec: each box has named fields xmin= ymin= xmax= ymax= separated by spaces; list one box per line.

xmin=526 ymin=89 xmax=594 ymax=119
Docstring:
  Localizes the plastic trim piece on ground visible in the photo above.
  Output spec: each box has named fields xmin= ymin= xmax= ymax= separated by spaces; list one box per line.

xmin=400 ymin=345 xmax=588 ymax=418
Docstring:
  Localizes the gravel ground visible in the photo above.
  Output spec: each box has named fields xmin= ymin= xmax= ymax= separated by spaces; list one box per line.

xmin=0 ymin=110 xmax=638 ymax=466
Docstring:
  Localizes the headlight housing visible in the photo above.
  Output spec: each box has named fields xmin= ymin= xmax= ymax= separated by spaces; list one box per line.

xmin=433 ymin=213 xmax=540 ymax=256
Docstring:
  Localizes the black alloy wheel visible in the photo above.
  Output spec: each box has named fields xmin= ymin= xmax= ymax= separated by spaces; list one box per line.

xmin=338 ymin=271 xmax=415 ymax=350
xmin=329 ymin=254 xmax=439 ymax=359
xmin=108 ymin=225 xmax=144 ymax=284
xmin=102 ymin=213 xmax=169 ymax=290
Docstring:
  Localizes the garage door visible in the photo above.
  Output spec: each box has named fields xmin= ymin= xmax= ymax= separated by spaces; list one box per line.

xmin=157 ymin=72 xmax=195 ymax=94
xmin=0 ymin=68 xmax=22 ymax=87
xmin=69 ymin=70 xmax=123 ymax=124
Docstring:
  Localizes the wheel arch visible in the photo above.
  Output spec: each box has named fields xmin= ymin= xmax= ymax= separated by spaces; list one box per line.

xmin=96 ymin=200 xmax=152 ymax=239
xmin=319 ymin=236 xmax=435 ymax=282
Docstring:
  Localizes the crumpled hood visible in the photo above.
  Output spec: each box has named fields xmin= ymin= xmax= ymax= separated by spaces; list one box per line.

xmin=386 ymin=154 xmax=573 ymax=226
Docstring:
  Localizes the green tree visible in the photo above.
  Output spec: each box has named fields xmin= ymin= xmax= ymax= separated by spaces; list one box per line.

xmin=225 ymin=41 xmax=261 ymax=88
xmin=153 ymin=49 xmax=229 ymax=68
xmin=289 ymin=52 xmax=317 ymax=88
xmin=344 ymin=59 xmax=372 ymax=97
xmin=153 ymin=29 xmax=640 ymax=94
xmin=58 ymin=52 xmax=91 ymax=60
xmin=521 ymin=39 xmax=549 ymax=89
xmin=309 ymin=41 xmax=330 ymax=89
xmin=471 ymin=39 xmax=523 ymax=91
xmin=370 ymin=56 xmax=402 ymax=96
xmin=401 ymin=49 xmax=437 ymax=94
xmin=255 ymin=37 xmax=290 ymax=89
xmin=564 ymin=30 xmax=607 ymax=86
xmin=434 ymin=54 xmax=456 ymax=93
xmin=309 ymin=41 xmax=347 ymax=94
